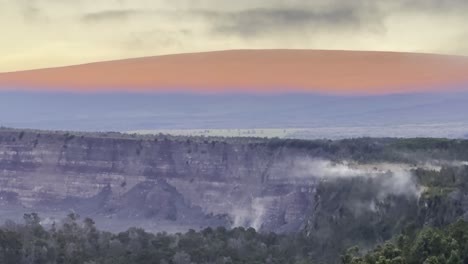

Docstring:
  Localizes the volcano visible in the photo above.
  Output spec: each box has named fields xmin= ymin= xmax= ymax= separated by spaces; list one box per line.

xmin=1 ymin=50 xmax=468 ymax=94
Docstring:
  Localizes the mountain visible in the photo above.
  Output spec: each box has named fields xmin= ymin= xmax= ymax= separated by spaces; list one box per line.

xmin=1 ymin=50 xmax=468 ymax=94
xmin=1 ymin=50 xmax=468 ymax=136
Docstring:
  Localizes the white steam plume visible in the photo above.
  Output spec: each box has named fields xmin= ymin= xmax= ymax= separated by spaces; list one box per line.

xmin=287 ymin=159 xmax=423 ymax=199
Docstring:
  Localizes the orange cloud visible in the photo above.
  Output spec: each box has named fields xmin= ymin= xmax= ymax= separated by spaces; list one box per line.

xmin=1 ymin=50 xmax=468 ymax=94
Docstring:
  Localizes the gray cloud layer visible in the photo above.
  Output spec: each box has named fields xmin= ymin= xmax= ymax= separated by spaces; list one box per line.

xmin=205 ymin=6 xmax=383 ymax=37
xmin=11 ymin=0 xmax=468 ymax=25
xmin=401 ymin=0 xmax=468 ymax=12
xmin=73 ymin=0 xmax=467 ymax=41
xmin=82 ymin=10 xmax=142 ymax=22
xmin=79 ymin=1 xmax=385 ymax=36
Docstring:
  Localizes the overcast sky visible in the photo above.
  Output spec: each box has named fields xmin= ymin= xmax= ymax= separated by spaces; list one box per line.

xmin=2 ymin=0 xmax=468 ymax=71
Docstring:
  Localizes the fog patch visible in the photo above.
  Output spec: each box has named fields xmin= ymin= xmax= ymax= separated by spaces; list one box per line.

xmin=231 ymin=197 xmax=271 ymax=230
xmin=290 ymin=159 xmax=423 ymax=199
xmin=350 ymin=200 xmax=378 ymax=216
xmin=424 ymin=160 xmax=468 ymax=170
xmin=377 ymin=168 xmax=421 ymax=199
xmin=404 ymin=159 xmax=468 ymax=173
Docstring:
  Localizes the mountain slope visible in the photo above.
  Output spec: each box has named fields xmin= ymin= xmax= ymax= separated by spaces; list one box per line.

xmin=1 ymin=50 xmax=468 ymax=94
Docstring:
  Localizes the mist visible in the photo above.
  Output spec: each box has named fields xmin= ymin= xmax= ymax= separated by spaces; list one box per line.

xmin=289 ymin=159 xmax=423 ymax=199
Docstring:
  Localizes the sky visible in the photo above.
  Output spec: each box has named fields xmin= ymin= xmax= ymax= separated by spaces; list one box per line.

xmin=2 ymin=0 xmax=468 ymax=72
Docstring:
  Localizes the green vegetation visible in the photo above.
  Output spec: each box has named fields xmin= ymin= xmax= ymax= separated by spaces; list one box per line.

xmin=4 ymin=127 xmax=468 ymax=162
xmin=343 ymin=220 xmax=468 ymax=264
xmin=0 ymin=213 xmax=316 ymax=264
xmin=1 ymin=213 xmax=467 ymax=264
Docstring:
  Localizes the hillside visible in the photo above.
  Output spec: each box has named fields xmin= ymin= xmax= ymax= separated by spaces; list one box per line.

xmin=1 ymin=50 xmax=468 ymax=94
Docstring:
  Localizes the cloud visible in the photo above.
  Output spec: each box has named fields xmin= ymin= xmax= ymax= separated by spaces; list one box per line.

xmin=201 ymin=5 xmax=384 ymax=37
xmin=81 ymin=9 xmax=175 ymax=23
xmin=399 ymin=0 xmax=468 ymax=12
xmin=82 ymin=10 xmax=146 ymax=22
xmin=16 ymin=0 xmax=46 ymax=21
xmin=79 ymin=1 xmax=386 ymax=37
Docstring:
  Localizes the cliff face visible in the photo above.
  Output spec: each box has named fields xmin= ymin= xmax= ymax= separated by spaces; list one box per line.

xmin=3 ymin=129 xmax=468 ymax=262
xmin=1 ymin=129 xmax=467 ymax=239
xmin=0 ymin=130 xmax=319 ymax=232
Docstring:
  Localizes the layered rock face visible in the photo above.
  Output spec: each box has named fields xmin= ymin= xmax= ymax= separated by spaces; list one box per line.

xmin=0 ymin=130 xmax=319 ymax=232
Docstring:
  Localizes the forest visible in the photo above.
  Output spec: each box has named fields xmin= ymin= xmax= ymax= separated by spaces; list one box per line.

xmin=0 ymin=213 xmax=467 ymax=264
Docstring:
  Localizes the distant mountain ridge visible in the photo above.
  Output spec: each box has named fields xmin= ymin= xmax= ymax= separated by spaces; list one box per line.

xmin=1 ymin=50 xmax=468 ymax=94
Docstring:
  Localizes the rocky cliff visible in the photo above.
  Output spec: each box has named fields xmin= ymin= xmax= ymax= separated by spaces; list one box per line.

xmin=0 ymin=129 xmax=323 ymax=232
xmin=1 ymin=129 xmax=467 ymax=241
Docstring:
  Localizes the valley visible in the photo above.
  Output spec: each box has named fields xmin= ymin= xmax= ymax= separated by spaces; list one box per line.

xmin=1 ymin=128 xmax=468 ymax=262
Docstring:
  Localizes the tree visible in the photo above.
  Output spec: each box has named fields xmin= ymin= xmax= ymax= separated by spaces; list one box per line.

xmin=173 ymin=251 xmax=192 ymax=264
